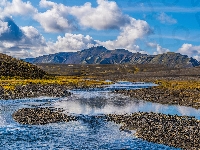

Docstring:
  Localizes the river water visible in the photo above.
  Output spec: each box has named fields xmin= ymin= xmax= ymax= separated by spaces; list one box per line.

xmin=0 ymin=82 xmax=199 ymax=149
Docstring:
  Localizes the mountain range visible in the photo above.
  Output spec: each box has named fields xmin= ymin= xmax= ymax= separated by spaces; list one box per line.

xmin=24 ymin=46 xmax=200 ymax=68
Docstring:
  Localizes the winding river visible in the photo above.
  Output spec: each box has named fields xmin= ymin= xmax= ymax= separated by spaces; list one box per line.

xmin=0 ymin=82 xmax=199 ymax=149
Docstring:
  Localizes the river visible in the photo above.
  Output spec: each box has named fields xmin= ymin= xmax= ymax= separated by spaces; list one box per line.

xmin=1 ymin=82 xmax=199 ymax=149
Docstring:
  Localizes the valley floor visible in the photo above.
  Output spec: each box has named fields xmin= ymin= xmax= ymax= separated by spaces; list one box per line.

xmin=1 ymin=64 xmax=200 ymax=149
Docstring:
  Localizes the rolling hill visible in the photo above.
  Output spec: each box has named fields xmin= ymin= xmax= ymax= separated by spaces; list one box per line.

xmin=0 ymin=53 xmax=48 ymax=79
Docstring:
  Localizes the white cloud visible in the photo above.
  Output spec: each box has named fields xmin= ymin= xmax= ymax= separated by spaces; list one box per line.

xmin=45 ymin=33 xmax=99 ymax=54
xmin=70 ymin=0 xmax=130 ymax=30
xmin=0 ymin=0 xmax=153 ymax=58
xmin=193 ymin=55 xmax=200 ymax=61
xmin=2 ymin=0 xmax=37 ymax=16
xmin=35 ymin=0 xmax=131 ymax=32
xmin=155 ymin=44 xmax=170 ymax=54
xmin=146 ymin=42 xmax=157 ymax=48
xmin=0 ymin=20 xmax=8 ymax=35
xmin=34 ymin=0 xmax=76 ymax=33
xmin=100 ymin=18 xmax=151 ymax=52
xmin=20 ymin=26 xmax=46 ymax=46
xmin=157 ymin=12 xmax=177 ymax=25
xmin=32 ymin=0 xmax=152 ymax=54
xmin=0 ymin=17 xmax=47 ymax=58
xmin=34 ymin=11 xmax=75 ymax=33
xmin=39 ymin=0 xmax=56 ymax=8
xmin=0 ymin=0 xmax=7 ymax=7
xmin=177 ymin=43 xmax=200 ymax=60
xmin=147 ymin=42 xmax=170 ymax=55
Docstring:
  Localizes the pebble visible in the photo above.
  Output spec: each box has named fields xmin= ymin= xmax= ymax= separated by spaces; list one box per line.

xmin=115 ymin=87 xmax=200 ymax=109
xmin=0 ymin=84 xmax=71 ymax=100
xmin=12 ymin=107 xmax=77 ymax=125
xmin=106 ymin=112 xmax=200 ymax=150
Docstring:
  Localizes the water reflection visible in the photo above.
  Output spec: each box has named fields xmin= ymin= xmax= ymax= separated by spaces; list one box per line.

xmin=105 ymin=81 xmax=158 ymax=90
xmin=0 ymin=91 xmax=183 ymax=149
xmin=54 ymin=90 xmax=200 ymax=119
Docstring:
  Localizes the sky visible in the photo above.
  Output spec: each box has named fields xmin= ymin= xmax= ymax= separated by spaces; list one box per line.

xmin=0 ymin=0 xmax=200 ymax=60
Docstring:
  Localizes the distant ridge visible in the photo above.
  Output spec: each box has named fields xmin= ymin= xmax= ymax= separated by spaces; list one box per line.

xmin=0 ymin=53 xmax=48 ymax=79
xmin=24 ymin=46 xmax=200 ymax=68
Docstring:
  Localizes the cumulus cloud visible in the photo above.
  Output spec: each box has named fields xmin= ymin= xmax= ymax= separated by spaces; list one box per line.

xmin=157 ymin=12 xmax=177 ymax=25
xmin=0 ymin=19 xmax=8 ymax=35
xmin=45 ymin=33 xmax=99 ymax=54
xmin=0 ymin=13 xmax=151 ymax=58
xmin=147 ymin=42 xmax=170 ymax=55
xmin=100 ymin=18 xmax=151 ymax=52
xmin=2 ymin=0 xmax=37 ymax=16
xmin=20 ymin=26 xmax=46 ymax=46
xmin=39 ymin=0 xmax=56 ymax=8
xmin=0 ymin=0 xmax=7 ymax=7
xmin=34 ymin=0 xmax=77 ymax=33
xmin=155 ymin=44 xmax=170 ymax=54
xmin=146 ymin=42 xmax=157 ymax=48
xmin=0 ymin=0 xmax=153 ymax=58
xmin=0 ymin=17 xmax=47 ymax=58
xmin=70 ymin=0 xmax=130 ymax=30
xmin=32 ymin=0 xmax=152 ymax=54
xmin=34 ymin=0 xmax=130 ymax=32
xmin=178 ymin=43 xmax=200 ymax=60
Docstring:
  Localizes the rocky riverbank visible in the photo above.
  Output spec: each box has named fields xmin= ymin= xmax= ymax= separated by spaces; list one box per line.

xmin=12 ymin=107 xmax=77 ymax=125
xmin=12 ymin=108 xmax=200 ymax=149
xmin=0 ymin=84 xmax=71 ymax=100
xmin=114 ymin=87 xmax=200 ymax=109
xmin=106 ymin=112 xmax=200 ymax=150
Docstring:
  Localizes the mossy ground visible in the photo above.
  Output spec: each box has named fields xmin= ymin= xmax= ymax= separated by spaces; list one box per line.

xmin=0 ymin=76 xmax=112 ymax=91
xmin=154 ymin=80 xmax=200 ymax=90
xmin=2 ymin=63 xmax=200 ymax=91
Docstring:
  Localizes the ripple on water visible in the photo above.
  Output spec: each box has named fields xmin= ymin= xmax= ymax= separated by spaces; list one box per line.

xmin=0 ymin=119 xmax=180 ymax=149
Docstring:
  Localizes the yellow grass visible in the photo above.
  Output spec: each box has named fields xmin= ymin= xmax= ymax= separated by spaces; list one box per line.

xmin=0 ymin=76 xmax=112 ymax=90
xmin=154 ymin=80 xmax=200 ymax=90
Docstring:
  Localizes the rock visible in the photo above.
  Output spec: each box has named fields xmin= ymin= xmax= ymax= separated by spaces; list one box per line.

xmin=106 ymin=112 xmax=200 ymax=149
xmin=0 ymin=86 xmax=4 ymax=96
xmin=12 ymin=107 xmax=77 ymax=125
xmin=115 ymin=87 xmax=200 ymax=109
xmin=0 ymin=84 xmax=71 ymax=100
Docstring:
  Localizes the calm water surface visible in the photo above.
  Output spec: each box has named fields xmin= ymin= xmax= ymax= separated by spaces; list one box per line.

xmin=1 ymin=82 xmax=197 ymax=149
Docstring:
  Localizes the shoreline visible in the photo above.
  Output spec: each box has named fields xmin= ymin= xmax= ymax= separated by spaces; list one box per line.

xmin=0 ymin=84 xmax=71 ymax=100
xmin=115 ymin=86 xmax=200 ymax=109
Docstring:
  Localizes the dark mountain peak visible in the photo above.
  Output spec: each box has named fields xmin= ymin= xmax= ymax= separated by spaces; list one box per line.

xmin=112 ymin=49 xmax=131 ymax=54
xmin=189 ymin=57 xmax=200 ymax=67
xmin=81 ymin=46 xmax=107 ymax=53
xmin=81 ymin=46 xmax=106 ymax=51
xmin=150 ymin=52 xmax=199 ymax=68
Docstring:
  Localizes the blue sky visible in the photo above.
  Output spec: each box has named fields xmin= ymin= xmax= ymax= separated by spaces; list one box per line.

xmin=0 ymin=0 xmax=200 ymax=60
